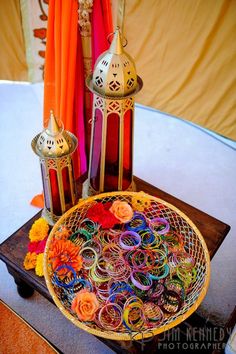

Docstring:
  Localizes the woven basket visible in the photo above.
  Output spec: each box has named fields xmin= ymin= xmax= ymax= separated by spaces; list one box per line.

xmin=44 ymin=191 xmax=210 ymax=341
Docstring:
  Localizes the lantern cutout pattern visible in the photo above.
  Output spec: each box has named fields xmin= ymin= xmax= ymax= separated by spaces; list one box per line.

xmin=31 ymin=111 xmax=78 ymax=225
xmin=83 ymin=27 xmax=143 ymax=197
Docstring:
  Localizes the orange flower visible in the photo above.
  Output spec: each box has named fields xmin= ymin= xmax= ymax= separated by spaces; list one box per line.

xmin=54 ymin=226 xmax=72 ymax=240
xmin=110 ymin=200 xmax=133 ymax=223
xmin=29 ymin=217 xmax=49 ymax=242
xmin=48 ymin=239 xmax=83 ymax=274
xmin=71 ymin=290 xmax=99 ymax=321
xmin=23 ymin=252 xmax=37 ymax=270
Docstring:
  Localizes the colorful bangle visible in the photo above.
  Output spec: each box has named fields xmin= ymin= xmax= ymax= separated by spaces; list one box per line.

xmin=98 ymin=303 xmax=123 ymax=330
xmin=119 ymin=231 xmax=141 ymax=250
xmin=173 ymin=251 xmax=195 ymax=269
xmin=164 ymin=277 xmax=185 ymax=300
xmin=79 ymin=247 xmax=98 ymax=269
xmin=162 ymin=231 xmax=184 ymax=253
xmin=123 ymin=300 xmax=145 ymax=331
xmin=149 ymin=264 xmax=170 ymax=280
xmin=139 ymin=228 xmax=155 ymax=245
xmin=142 ymin=231 xmax=162 ymax=250
xmin=148 ymin=283 xmax=164 ymax=301
xmin=143 ymin=302 xmax=164 ymax=326
xmin=102 ymin=243 xmax=121 ymax=261
xmin=53 ymin=265 xmax=76 ymax=289
xmin=149 ymin=217 xmax=170 ymax=235
xmin=72 ymin=277 xmax=93 ymax=293
xmin=97 ymin=229 xmax=120 ymax=246
xmin=131 ymin=271 xmax=153 ymax=291
xmin=82 ymin=238 xmax=102 ymax=256
xmin=80 ymin=218 xmax=98 ymax=235
xmin=69 ymin=228 xmax=92 ymax=246
xmin=161 ymin=290 xmax=182 ymax=314
xmin=125 ymin=212 xmax=147 ymax=232
xmin=130 ymin=249 xmax=147 ymax=270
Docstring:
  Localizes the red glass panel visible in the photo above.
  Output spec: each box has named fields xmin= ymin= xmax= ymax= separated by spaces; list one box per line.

xmin=62 ymin=166 xmax=72 ymax=209
xmin=49 ymin=168 xmax=62 ymax=215
xmin=123 ymin=109 xmax=133 ymax=190
xmin=104 ymin=113 xmax=119 ymax=191
xmin=90 ymin=109 xmax=103 ymax=190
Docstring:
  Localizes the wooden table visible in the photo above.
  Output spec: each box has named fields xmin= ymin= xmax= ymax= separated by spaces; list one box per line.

xmin=0 ymin=176 xmax=231 ymax=353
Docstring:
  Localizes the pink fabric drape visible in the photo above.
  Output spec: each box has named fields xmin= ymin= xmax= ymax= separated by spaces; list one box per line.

xmin=74 ymin=29 xmax=87 ymax=175
xmin=91 ymin=0 xmax=113 ymax=67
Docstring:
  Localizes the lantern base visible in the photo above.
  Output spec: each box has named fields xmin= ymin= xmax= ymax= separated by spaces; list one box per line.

xmin=41 ymin=208 xmax=60 ymax=226
xmin=82 ymin=178 xmax=136 ymax=198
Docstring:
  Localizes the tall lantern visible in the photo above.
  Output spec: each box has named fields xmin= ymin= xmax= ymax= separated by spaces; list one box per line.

xmin=83 ymin=28 xmax=143 ymax=197
xmin=32 ymin=111 xmax=78 ymax=225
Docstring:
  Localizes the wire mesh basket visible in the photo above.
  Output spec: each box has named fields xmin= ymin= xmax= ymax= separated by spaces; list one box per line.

xmin=44 ymin=191 xmax=210 ymax=341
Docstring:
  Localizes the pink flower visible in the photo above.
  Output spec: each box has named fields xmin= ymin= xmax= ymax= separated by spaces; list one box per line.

xmin=28 ymin=237 xmax=47 ymax=254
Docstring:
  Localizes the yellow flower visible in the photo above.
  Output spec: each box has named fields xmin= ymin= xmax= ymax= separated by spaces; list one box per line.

xmin=132 ymin=195 xmax=151 ymax=212
xmin=23 ymin=252 xmax=37 ymax=270
xmin=29 ymin=217 xmax=49 ymax=242
xmin=35 ymin=253 xmax=44 ymax=277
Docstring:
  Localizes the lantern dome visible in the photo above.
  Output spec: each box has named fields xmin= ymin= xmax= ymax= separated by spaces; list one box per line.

xmin=32 ymin=111 xmax=77 ymax=158
xmin=87 ymin=27 xmax=143 ymax=98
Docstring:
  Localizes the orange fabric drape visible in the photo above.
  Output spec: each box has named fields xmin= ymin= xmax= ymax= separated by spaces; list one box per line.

xmin=43 ymin=0 xmax=78 ymax=132
xmin=43 ymin=0 xmax=82 ymax=180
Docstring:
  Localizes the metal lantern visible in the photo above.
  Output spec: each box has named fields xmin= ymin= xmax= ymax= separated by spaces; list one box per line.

xmin=83 ymin=28 xmax=143 ymax=197
xmin=32 ymin=111 xmax=78 ymax=225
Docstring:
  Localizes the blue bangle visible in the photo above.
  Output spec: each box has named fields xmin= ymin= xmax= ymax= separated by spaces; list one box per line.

xmin=73 ymin=277 xmax=93 ymax=292
xmin=139 ymin=228 xmax=155 ymax=244
xmin=125 ymin=212 xmax=147 ymax=232
xmin=53 ymin=265 xmax=77 ymax=289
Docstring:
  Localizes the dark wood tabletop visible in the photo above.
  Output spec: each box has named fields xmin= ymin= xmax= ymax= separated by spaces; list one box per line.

xmin=0 ymin=176 xmax=231 ymax=353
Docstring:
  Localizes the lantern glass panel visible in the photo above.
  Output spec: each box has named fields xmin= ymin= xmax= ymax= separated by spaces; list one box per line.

xmin=90 ymin=108 xmax=103 ymax=191
xmin=123 ymin=109 xmax=133 ymax=190
xmin=104 ymin=112 xmax=119 ymax=191
xmin=62 ymin=166 xmax=72 ymax=207
xmin=40 ymin=163 xmax=50 ymax=209
xmin=49 ymin=168 xmax=62 ymax=215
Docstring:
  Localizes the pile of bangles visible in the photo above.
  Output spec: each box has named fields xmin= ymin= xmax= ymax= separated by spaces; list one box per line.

xmin=48 ymin=202 xmax=197 ymax=333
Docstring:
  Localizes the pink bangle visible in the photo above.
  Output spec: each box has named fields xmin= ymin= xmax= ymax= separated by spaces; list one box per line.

xmin=150 ymin=217 xmax=170 ymax=234
xmin=130 ymin=271 xmax=153 ymax=291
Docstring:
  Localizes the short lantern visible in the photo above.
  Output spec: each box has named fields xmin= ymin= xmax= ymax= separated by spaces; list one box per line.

xmin=83 ymin=28 xmax=143 ymax=197
xmin=31 ymin=111 xmax=78 ymax=225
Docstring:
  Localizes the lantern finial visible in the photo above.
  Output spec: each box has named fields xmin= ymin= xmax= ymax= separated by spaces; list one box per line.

xmin=46 ymin=110 xmax=60 ymax=136
xmin=109 ymin=27 xmax=123 ymax=55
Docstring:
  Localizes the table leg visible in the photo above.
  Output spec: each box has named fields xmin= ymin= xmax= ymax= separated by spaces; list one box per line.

xmin=6 ymin=265 xmax=34 ymax=298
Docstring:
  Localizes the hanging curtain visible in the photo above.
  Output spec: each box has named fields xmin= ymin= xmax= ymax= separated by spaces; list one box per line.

xmin=121 ymin=0 xmax=236 ymax=140
xmin=31 ymin=0 xmax=113 ymax=208
xmin=43 ymin=0 xmax=83 ymax=178
xmin=0 ymin=0 xmax=28 ymax=81
xmin=79 ymin=0 xmax=113 ymax=160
